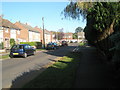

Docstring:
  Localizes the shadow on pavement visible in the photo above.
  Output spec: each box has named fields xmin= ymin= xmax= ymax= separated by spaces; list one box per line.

xmin=8 ymin=45 xmax=79 ymax=89
xmin=5 ymin=45 xmax=119 ymax=89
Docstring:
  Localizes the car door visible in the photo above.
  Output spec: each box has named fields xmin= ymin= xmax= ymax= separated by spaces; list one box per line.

xmin=28 ymin=45 xmax=34 ymax=54
xmin=24 ymin=45 xmax=30 ymax=55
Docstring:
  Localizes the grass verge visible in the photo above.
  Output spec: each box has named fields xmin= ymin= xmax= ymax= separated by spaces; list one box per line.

xmin=23 ymin=52 xmax=81 ymax=88
xmin=36 ymin=49 xmax=46 ymax=51
xmin=0 ymin=54 xmax=9 ymax=60
xmin=79 ymin=42 xmax=85 ymax=46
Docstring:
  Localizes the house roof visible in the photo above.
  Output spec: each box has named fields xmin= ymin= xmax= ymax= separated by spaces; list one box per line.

xmin=0 ymin=17 xmax=20 ymax=30
xmin=17 ymin=22 xmax=40 ymax=33
xmin=64 ymin=33 xmax=73 ymax=36
xmin=34 ymin=26 xmax=43 ymax=33
xmin=44 ymin=29 xmax=51 ymax=34
xmin=78 ymin=32 xmax=84 ymax=36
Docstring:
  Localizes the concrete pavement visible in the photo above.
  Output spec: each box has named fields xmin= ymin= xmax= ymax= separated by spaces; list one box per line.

xmin=74 ymin=46 xmax=115 ymax=88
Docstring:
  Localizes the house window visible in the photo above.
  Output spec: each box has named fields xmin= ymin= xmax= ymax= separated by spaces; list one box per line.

xmin=10 ymin=29 xmax=16 ymax=41
xmin=17 ymin=30 xmax=20 ymax=34
xmin=0 ymin=29 xmax=3 ymax=44
xmin=0 ymin=27 xmax=3 ymax=29
xmin=5 ymin=28 xmax=9 ymax=33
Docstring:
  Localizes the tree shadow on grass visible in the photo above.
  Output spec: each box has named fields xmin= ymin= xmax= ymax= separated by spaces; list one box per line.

xmin=22 ymin=52 xmax=81 ymax=88
xmin=9 ymin=46 xmax=81 ymax=89
xmin=9 ymin=67 xmax=46 ymax=89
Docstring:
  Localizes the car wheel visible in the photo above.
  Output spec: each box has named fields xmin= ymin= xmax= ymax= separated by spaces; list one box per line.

xmin=9 ymin=55 xmax=14 ymax=58
xmin=54 ymin=47 xmax=56 ymax=50
xmin=33 ymin=51 xmax=36 ymax=55
xmin=23 ymin=53 xmax=27 ymax=58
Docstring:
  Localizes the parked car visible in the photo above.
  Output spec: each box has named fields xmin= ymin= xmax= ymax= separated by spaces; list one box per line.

xmin=56 ymin=41 xmax=62 ymax=47
xmin=9 ymin=44 xmax=36 ymax=58
xmin=61 ymin=41 xmax=68 ymax=46
xmin=46 ymin=42 xmax=59 ymax=50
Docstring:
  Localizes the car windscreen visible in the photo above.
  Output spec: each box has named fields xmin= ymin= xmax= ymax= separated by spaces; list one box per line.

xmin=53 ymin=43 xmax=57 ymax=45
xmin=62 ymin=41 xmax=66 ymax=43
xmin=12 ymin=45 xmax=24 ymax=49
xmin=47 ymin=43 xmax=52 ymax=45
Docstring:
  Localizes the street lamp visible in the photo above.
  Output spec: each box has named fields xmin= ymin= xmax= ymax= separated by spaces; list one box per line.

xmin=42 ymin=17 xmax=45 ymax=49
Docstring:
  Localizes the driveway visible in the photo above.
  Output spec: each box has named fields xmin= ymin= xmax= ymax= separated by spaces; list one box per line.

xmin=2 ymin=43 xmax=79 ymax=88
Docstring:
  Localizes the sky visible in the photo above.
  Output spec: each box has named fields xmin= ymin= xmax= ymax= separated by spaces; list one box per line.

xmin=2 ymin=2 xmax=86 ymax=33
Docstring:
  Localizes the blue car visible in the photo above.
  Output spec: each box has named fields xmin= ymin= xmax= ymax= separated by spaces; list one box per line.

xmin=46 ymin=42 xmax=59 ymax=50
xmin=9 ymin=44 xmax=36 ymax=58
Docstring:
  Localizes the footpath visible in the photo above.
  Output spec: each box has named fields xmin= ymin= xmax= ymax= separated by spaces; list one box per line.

xmin=74 ymin=46 xmax=116 ymax=88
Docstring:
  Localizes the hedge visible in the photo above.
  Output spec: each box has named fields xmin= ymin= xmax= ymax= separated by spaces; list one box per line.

xmin=0 ymin=42 xmax=4 ymax=49
xmin=10 ymin=38 xmax=16 ymax=47
xmin=20 ymin=42 xmax=42 ymax=49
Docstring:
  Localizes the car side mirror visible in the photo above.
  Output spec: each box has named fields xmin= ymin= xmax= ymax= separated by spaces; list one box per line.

xmin=31 ymin=46 xmax=36 ymax=49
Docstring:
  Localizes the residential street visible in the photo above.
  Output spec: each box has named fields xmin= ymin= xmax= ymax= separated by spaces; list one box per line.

xmin=2 ymin=43 xmax=79 ymax=88
xmin=1 ymin=1 xmax=120 ymax=89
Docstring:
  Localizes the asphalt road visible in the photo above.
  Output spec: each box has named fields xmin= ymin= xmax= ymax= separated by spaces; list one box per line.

xmin=2 ymin=43 xmax=79 ymax=88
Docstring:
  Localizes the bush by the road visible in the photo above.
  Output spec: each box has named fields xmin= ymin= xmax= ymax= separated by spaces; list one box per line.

xmin=20 ymin=42 xmax=42 ymax=49
xmin=0 ymin=42 xmax=4 ymax=49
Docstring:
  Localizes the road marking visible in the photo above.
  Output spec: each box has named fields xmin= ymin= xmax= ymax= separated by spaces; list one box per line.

xmin=72 ymin=46 xmax=79 ymax=52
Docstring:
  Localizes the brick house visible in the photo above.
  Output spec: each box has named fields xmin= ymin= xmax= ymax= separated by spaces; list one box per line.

xmin=0 ymin=17 xmax=20 ymax=49
xmin=34 ymin=27 xmax=54 ymax=45
xmin=77 ymin=32 xmax=85 ymax=42
xmin=44 ymin=29 xmax=52 ymax=44
xmin=35 ymin=27 xmax=56 ymax=45
xmin=62 ymin=33 xmax=73 ymax=42
xmin=15 ymin=22 xmax=40 ymax=42
xmin=34 ymin=26 xmax=43 ymax=43
xmin=50 ymin=31 xmax=56 ymax=42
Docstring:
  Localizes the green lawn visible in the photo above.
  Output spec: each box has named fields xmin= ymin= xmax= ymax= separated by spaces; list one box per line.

xmin=0 ymin=54 xmax=10 ymax=60
xmin=23 ymin=52 xmax=81 ymax=88
xmin=79 ymin=42 xmax=86 ymax=46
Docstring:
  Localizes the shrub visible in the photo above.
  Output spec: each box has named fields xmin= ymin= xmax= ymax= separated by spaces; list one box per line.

xmin=20 ymin=42 xmax=36 ymax=46
xmin=20 ymin=42 xmax=42 ymax=49
xmin=35 ymin=42 xmax=42 ymax=49
xmin=10 ymin=38 xmax=16 ymax=47
xmin=0 ymin=42 xmax=4 ymax=49
xmin=79 ymin=42 xmax=85 ymax=46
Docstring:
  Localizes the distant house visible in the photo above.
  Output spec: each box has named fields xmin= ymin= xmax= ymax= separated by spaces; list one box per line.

xmin=34 ymin=26 xmax=43 ymax=43
xmin=15 ymin=22 xmax=40 ymax=42
xmin=44 ymin=29 xmax=52 ymax=44
xmin=50 ymin=31 xmax=56 ymax=42
xmin=62 ymin=33 xmax=73 ymax=42
xmin=0 ymin=17 xmax=20 ymax=49
xmin=77 ymin=32 xmax=85 ymax=42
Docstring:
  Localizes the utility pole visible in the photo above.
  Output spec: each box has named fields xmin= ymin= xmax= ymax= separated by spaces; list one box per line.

xmin=42 ymin=17 xmax=45 ymax=49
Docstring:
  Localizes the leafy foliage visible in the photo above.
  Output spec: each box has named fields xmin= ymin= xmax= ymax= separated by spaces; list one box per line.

xmin=0 ymin=42 xmax=4 ymax=49
xmin=10 ymin=38 xmax=16 ymax=47
xmin=63 ymin=2 xmax=81 ymax=19
xmin=20 ymin=42 xmax=42 ymax=49
xmin=75 ymin=27 xmax=83 ymax=33
xmin=73 ymin=27 xmax=84 ymax=39
xmin=63 ymin=1 xmax=120 ymax=75
xmin=73 ymin=33 xmax=77 ymax=39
